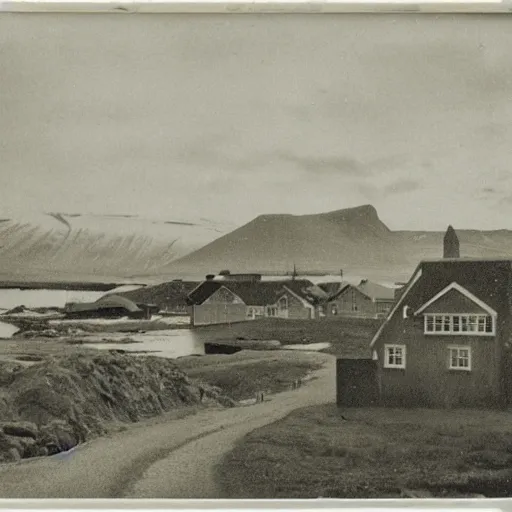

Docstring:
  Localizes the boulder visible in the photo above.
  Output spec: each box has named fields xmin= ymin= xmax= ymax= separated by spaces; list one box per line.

xmin=38 ymin=420 xmax=79 ymax=453
xmin=0 ymin=432 xmax=22 ymax=462
xmin=1 ymin=421 xmax=38 ymax=439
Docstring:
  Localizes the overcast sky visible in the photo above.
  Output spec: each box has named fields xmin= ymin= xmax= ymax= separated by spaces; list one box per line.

xmin=1 ymin=13 xmax=511 ymax=231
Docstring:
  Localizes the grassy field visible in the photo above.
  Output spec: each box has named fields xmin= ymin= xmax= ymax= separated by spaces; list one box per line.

xmin=175 ymin=350 xmax=328 ymax=401
xmin=0 ymin=338 xmax=330 ymax=404
xmin=193 ymin=317 xmax=382 ymax=358
xmin=218 ymin=404 xmax=512 ymax=499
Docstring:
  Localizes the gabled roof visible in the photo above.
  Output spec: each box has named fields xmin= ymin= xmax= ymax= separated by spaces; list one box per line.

xmin=187 ymin=279 xmax=327 ymax=306
xmin=370 ymin=265 xmax=423 ymax=348
xmin=318 ymin=281 xmax=351 ymax=299
xmin=370 ymin=258 xmax=512 ymax=348
xmin=414 ymin=282 xmax=497 ymax=317
xmin=329 ymin=280 xmax=394 ymax=301
xmin=357 ymin=281 xmax=396 ymax=301
xmin=119 ymin=280 xmax=199 ymax=308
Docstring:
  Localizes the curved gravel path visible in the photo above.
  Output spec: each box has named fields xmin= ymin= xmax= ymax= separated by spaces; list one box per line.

xmin=0 ymin=354 xmax=335 ymax=499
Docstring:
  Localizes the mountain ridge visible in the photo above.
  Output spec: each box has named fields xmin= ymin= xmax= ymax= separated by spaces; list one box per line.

xmin=166 ymin=204 xmax=512 ymax=279
xmin=3 ymin=205 xmax=512 ymax=284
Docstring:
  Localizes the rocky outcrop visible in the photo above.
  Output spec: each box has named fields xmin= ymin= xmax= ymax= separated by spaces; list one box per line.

xmin=0 ymin=352 xmax=235 ymax=463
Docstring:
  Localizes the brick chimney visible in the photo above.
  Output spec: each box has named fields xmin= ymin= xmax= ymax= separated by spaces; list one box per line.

xmin=443 ymin=225 xmax=460 ymax=259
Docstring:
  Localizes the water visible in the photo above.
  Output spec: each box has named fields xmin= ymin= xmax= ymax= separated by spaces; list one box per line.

xmin=83 ymin=329 xmax=206 ymax=359
xmin=83 ymin=329 xmax=331 ymax=359
xmin=0 ymin=321 xmax=19 ymax=339
xmin=283 ymin=342 xmax=331 ymax=352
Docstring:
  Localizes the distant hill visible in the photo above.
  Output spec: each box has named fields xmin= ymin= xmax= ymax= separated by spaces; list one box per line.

xmin=4 ymin=205 xmax=512 ymax=285
xmin=0 ymin=213 xmax=235 ymax=283
xmin=165 ymin=205 xmax=512 ymax=282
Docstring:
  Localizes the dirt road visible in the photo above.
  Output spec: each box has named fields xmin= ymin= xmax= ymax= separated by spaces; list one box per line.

xmin=0 ymin=354 xmax=335 ymax=499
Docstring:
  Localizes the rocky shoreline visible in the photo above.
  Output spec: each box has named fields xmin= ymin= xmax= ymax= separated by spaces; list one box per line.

xmin=0 ymin=352 xmax=235 ymax=463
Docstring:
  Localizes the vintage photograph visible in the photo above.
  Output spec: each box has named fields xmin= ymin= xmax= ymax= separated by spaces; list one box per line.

xmin=0 ymin=11 xmax=512 ymax=500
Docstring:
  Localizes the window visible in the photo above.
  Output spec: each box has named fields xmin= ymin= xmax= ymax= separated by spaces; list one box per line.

xmin=267 ymin=306 xmax=277 ymax=317
xmin=351 ymin=290 xmax=358 ymax=312
xmin=424 ymin=314 xmax=494 ymax=335
xmin=448 ymin=346 xmax=471 ymax=371
xmin=278 ymin=296 xmax=288 ymax=311
xmin=376 ymin=302 xmax=391 ymax=313
xmin=384 ymin=344 xmax=406 ymax=369
xmin=331 ymin=304 xmax=338 ymax=316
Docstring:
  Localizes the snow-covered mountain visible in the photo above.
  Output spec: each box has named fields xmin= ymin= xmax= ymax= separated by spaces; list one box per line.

xmin=0 ymin=212 xmax=236 ymax=283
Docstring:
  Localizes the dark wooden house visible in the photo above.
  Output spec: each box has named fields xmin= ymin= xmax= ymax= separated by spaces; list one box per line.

xmin=369 ymin=227 xmax=512 ymax=408
xmin=325 ymin=280 xmax=395 ymax=319
xmin=186 ymin=279 xmax=328 ymax=326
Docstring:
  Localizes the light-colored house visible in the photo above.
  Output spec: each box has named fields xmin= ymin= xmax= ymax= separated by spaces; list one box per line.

xmin=186 ymin=279 xmax=328 ymax=326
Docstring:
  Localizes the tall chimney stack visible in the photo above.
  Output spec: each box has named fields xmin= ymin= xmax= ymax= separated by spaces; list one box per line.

xmin=443 ymin=225 xmax=460 ymax=259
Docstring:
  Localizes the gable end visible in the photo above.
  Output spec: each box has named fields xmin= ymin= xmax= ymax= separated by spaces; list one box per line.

xmin=414 ymin=282 xmax=497 ymax=317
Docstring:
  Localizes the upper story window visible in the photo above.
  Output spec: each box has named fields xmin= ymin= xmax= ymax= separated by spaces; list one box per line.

xmin=278 ymin=296 xmax=288 ymax=311
xmin=424 ymin=314 xmax=494 ymax=336
xmin=384 ymin=344 xmax=406 ymax=369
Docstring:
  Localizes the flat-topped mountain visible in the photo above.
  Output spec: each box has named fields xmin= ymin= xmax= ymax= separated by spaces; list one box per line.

xmin=166 ymin=205 xmax=512 ymax=280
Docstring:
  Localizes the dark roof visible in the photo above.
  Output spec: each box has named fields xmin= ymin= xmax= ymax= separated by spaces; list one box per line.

xmin=329 ymin=280 xmax=394 ymax=301
xmin=371 ymin=258 xmax=512 ymax=347
xmin=317 ymin=281 xmax=351 ymax=296
xmin=187 ymin=279 xmax=328 ymax=306
xmin=357 ymin=281 xmax=395 ymax=301
xmin=66 ymin=294 xmax=141 ymax=313
xmin=118 ymin=281 xmax=199 ymax=309
xmin=411 ymin=259 xmax=512 ymax=315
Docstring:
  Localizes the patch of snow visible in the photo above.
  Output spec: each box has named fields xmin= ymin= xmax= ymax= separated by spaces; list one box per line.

xmin=83 ymin=329 xmax=205 ymax=359
xmin=49 ymin=315 xmax=190 ymax=326
xmin=0 ymin=321 xmax=19 ymax=339
xmin=283 ymin=342 xmax=331 ymax=352
xmin=3 ymin=310 xmax=61 ymax=318
xmin=50 ymin=317 xmax=131 ymax=325
xmin=157 ymin=316 xmax=190 ymax=325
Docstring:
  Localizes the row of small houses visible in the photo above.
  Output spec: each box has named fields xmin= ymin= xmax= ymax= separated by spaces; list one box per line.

xmin=60 ymin=274 xmax=397 ymax=324
xmin=185 ymin=275 xmax=397 ymax=326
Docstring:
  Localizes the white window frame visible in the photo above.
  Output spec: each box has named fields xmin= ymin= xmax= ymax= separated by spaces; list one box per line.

xmin=448 ymin=345 xmax=472 ymax=371
xmin=266 ymin=306 xmax=278 ymax=317
xmin=384 ymin=344 xmax=406 ymax=369
xmin=278 ymin=296 xmax=288 ymax=311
xmin=424 ymin=314 xmax=495 ymax=336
